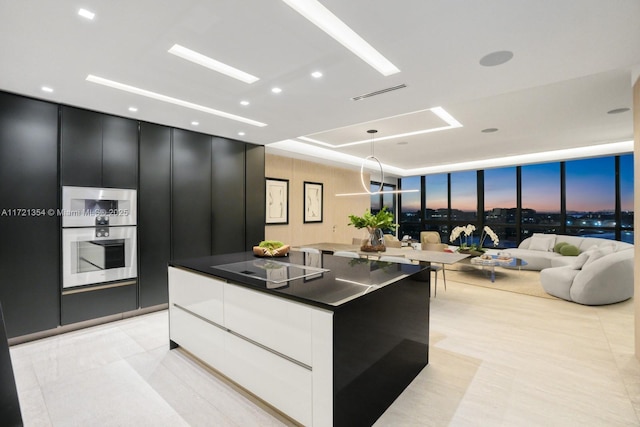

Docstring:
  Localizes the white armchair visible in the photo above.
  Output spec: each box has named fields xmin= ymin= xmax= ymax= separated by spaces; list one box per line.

xmin=540 ymin=248 xmax=633 ymax=305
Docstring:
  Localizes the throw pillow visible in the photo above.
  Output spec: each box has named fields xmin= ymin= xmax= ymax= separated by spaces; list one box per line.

xmin=570 ymin=251 xmax=591 ymax=270
xmin=529 ymin=234 xmax=556 ymax=251
xmin=560 ymin=244 xmax=580 ymax=256
xmin=554 ymin=242 xmax=569 ymax=253
xmin=583 ymin=245 xmax=615 ymax=268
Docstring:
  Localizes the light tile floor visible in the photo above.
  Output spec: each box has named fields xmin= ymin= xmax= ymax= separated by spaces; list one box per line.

xmin=10 ymin=280 xmax=640 ymax=426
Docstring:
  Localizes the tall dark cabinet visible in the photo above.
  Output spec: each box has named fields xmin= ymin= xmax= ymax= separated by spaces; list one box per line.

xmin=172 ymin=129 xmax=212 ymax=260
xmin=59 ymin=107 xmax=139 ymax=325
xmin=60 ymin=107 xmax=102 ymax=187
xmin=0 ymin=92 xmax=59 ymax=338
xmin=0 ymin=90 xmax=266 ymax=337
xmin=102 ymin=115 xmax=138 ymax=188
xmin=212 ymin=137 xmax=246 ymax=254
xmin=61 ymin=106 xmax=137 ymax=188
xmin=245 ymin=144 xmax=266 ymax=249
xmin=139 ymin=123 xmax=172 ymax=307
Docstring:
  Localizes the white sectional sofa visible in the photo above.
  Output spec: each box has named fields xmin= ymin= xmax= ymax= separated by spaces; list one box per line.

xmin=504 ymin=234 xmax=633 ymax=305
xmin=504 ymin=234 xmax=632 ymax=271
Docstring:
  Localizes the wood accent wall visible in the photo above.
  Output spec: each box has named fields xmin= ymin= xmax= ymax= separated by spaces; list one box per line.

xmin=634 ymin=74 xmax=640 ymax=359
xmin=265 ymin=154 xmax=371 ymax=246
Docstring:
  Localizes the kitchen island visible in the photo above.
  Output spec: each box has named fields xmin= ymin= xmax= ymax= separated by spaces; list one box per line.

xmin=168 ymin=251 xmax=430 ymax=426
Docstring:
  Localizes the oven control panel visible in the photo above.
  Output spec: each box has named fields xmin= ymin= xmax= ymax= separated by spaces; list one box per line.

xmin=95 ymin=227 xmax=110 ymax=238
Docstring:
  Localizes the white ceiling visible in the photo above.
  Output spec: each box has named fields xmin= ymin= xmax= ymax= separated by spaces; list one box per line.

xmin=1 ymin=0 xmax=638 ymax=177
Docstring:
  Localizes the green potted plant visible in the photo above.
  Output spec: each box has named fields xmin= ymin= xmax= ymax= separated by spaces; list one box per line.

xmin=348 ymin=207 xmax=398 ymax=252
xmin=253 ymin=240 xmax=290 ymax=257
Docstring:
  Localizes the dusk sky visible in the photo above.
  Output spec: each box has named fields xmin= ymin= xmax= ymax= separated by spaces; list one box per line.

xmin=400 ymin=154 xmax=633 ymax=214
xmin=484 ymin=167 xmax=516 ymax=210
xmin=521 ymin=163 xmax=560 ymax=212
xmin=565 ymin=157 xmax=615 ymax=212
xmin=450 ymin=171 xmax=476 ymax=212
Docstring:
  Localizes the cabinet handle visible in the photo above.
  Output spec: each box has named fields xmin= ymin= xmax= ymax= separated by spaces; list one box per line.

xmin=62 ymin=280 xmax=136 ymax=296
xmin=172 ymin=303 xmax=312 ymax=371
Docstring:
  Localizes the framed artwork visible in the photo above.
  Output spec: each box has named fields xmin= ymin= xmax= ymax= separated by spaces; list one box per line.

xmin=265 ymin=178 xmax=289 ymax=224
xmin=303 ymin=181 xmax=323 ymax=223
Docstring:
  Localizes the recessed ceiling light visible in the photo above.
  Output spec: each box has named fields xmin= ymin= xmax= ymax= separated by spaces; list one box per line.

xmin=481 ymin=128 xmax=499 ymax=133
xmin=168 ymin=44 xmax=259 ymax=84
xmin=479 ymin=50 xmax=514 ymax=67
xmin=271 ymin=87 xmax=282 ymax=94
xmin=41 ymin=86 xmax=53 ymax=93
xmin=281 ymin=0 xmax=400 ymax=76
xmin=238 ymin=132 xmax=246 ymax=136
xmin=240 ymin=100 xmax=250 ymax=106
xmin=311 ymin=71 xmax=323 ymax=78
xmin=191 ymin=121 xmax=199 ymax=126
xmin=86 ymin=75 xmax=267 ymax=127
xmin=128 ymin=107 xmax=138 ymax=112
xmin=607 ymin=107 xmax=630 ymax=114
xmin=78 ymin=8 xmax=95 ymax=20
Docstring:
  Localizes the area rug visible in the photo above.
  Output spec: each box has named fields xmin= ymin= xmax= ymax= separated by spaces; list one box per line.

xmin=444 ymin=265 xmax=558 ymax=300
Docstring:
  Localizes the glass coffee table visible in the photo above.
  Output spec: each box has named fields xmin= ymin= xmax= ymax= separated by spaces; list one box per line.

xmin=469 ymin=255 xmax=528 ymax=282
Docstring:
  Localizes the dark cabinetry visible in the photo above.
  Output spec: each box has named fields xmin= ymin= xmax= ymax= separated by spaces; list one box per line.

xmin=0 ymin=90 xmax=265 ymax=336
xmin=245 ymin=144 xmax=265 ymax=250
xmin=172 ymin=129 xmax=212 ymax=259
xmin=212 ymin=137 xmax=246 ymax=254
xmin=0 ymin=92 xmax=59 ymax=338
xmin=61 ymin=106 xmax=137 ymax=188
xmin=139 ymin=123 xmax=171 ymax=307
xmin=102 ymin=115 xmax=138 ymax=188
xmin=61 ymin=283 xmax=137 ymax=325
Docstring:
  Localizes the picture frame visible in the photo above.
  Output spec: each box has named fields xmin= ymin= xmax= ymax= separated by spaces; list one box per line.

xmin=303 ymin=181 xmax=323 ymax=223
xmin=265 ymin=178 xmax=289 ymax=224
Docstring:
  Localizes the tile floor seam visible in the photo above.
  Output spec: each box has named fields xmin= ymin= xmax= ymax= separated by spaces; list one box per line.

xmin=172 ymin=356 xmax=248 ymax=427
xmin=124 ymin=352 xmax=240 ymax=427
xmin=162 ymin=350 xmax=269 ymax=427
xmin=597 ymin=308 xmax=640 ymax=425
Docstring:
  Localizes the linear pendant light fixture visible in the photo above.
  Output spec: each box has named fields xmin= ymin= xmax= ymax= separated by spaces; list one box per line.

xmin=85 ymin=75 xmax=267 ymax=127
xmin=281 ymin=0 xmax=400 ymax=76
xmin=336 ymin=130 xmax=419 ymax=196
xmin=168 ymin=44 xmax=259 ymax=84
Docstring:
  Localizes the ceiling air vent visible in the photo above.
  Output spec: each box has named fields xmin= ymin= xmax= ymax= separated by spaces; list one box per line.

xmin=351 ymin=84 xmax=407 ymax=101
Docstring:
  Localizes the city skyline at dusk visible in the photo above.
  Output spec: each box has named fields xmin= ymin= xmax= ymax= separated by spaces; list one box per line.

xmin=400 ymin=154 xmax=633 ymax=214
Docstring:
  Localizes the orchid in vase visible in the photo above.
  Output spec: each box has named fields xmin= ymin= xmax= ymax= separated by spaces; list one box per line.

xmin=449 ymin=224 xmax=499 ymax=253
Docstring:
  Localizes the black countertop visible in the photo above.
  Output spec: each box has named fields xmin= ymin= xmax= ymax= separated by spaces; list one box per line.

xmin=169 ymin=251 xmax=426 ymax=310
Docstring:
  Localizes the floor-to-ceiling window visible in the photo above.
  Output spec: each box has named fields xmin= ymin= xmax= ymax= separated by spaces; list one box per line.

xmin=565 ymin=157 xmax=616 ymax=239
xmin=370 ymin=182 xmax=396 ymax=215
xmin=398 ymin=176 xmax=421 ymax=238
xmin=620 ymin=154 xmax=634 ymax=243
xmin=397 ymin=154 xmax=633 ymax=247
xmin=450 ymin=171 xmax=477 ymax=222
xmin=449 ymin=170 xmax=478 ymax=245
xmin=521 ymin=162 xmax=561 ymax=239
xmin=484 ymin=167 xmax=518 ymax=248
xmin=423 ymin=173 xmax=448 ymax=241
xmin=370 ymin=181 xmax=398 ymax=235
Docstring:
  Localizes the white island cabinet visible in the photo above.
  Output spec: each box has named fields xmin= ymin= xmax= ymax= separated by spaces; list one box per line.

xmin=169 ymin=267 xmax=333 ymax=426
xmin=168 ymin=251 xmax=429 ymax=427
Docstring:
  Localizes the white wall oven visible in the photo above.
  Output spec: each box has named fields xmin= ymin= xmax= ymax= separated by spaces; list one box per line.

xmin=62 ymin=186 xmax=136 ymax=227
xmin=61 ymin=187 xmax=137 ymax=289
